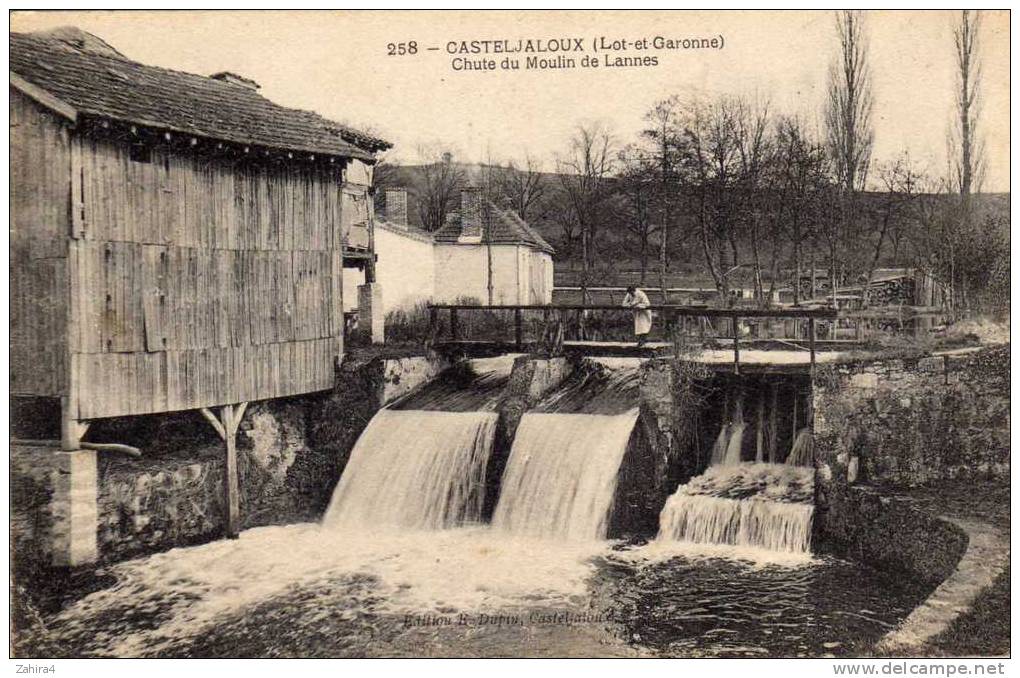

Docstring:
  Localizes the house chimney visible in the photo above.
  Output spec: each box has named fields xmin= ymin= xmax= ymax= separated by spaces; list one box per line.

xmin=460 ymin=187 xmax=482 ymax=240
xmin=209 ymin=71 xmax=260 ymax=91
xmin=384 ymin=188 xmax=408 ymax=226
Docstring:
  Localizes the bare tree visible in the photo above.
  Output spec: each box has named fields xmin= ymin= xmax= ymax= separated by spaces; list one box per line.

xmin=949 ymin=10 xmax=985 ymax=311
xmin=732 ymin=97 xmax=773 ymax=307
xmin=556 ymin=123 xmax=616 ymax=305
xmin=637 ymin=97 xmax=688 ymax=297
xmin=489 ymin=154 xmax=548 ymax=223
xmin=616 ymin=145 xmax=661 ymax=284
xmin=825 ymin=10 xmax=874 ymax=300
xmin=862 ymin=155 xmax=921 ymax=306
xmin=414 ymin=147 xmax=464 ymax=232
xmin=681 ymin=96 xmax=744 ymax=304
xmin=373 ymin=154 xmax=399 ymax=194
xmin=952 ymin=10 xmax=985 ymax=211
xmin=770 ymin=117 xmax=829 ymax=305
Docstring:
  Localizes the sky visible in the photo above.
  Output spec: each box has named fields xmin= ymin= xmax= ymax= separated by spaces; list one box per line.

xmin=10 ymin=10 xmax=1011 ymax=191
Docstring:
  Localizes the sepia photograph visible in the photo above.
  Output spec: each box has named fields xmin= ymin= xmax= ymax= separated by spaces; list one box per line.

xmin=7 ymin=9 xmax=1011 ymax=663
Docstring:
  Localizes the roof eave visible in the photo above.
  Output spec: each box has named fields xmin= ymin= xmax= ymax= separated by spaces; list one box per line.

xmin=10 ymin=71 xmax=78 ymax=122
xmin=72 ymin=109 xmax=377 ymax=162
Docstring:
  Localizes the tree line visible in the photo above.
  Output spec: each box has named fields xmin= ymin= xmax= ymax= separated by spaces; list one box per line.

xmin=378 ymin=11 xmax=1005 ymax=312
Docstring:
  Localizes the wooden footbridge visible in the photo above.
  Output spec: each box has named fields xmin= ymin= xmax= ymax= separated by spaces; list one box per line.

xmin=427 ymin=303 xmax=841 ymax=374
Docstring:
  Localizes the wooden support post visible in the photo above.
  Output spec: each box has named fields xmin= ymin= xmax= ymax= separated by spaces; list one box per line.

xmin=755 ymin=386 xmax=765 ymax=462
xmin=450 ymin=308 xmax=459 ymax=342
xmin=791 ymin=389 xmax=799 ymax=446
xmin=200 ymin=402 xmax=248 ymax=539
xmin=60 ymin=395 xmax=90 ymax=451
xmin=514 ymin=308 xmax=523 ymax=349
xmin=768 ymin=383 xmax=778 ymax=463
xmin=223 ymin=404 xmax=240 ymax=539
xmin=428 ymin=306 xmax=438 ymax=344
xmin=733 ymin=315 xmax=741 ymax=375
xmin=808 ymin=317 xmax=817 ymax=373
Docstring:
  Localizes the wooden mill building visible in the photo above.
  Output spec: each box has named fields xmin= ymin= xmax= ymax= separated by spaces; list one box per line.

xmin=10 ymin=28 xmax=389 ymax=543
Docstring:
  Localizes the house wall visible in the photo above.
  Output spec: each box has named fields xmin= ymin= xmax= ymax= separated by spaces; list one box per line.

xmin=433 ymin=243 xmax=490 ymax=303
xmin=61 ymin=130 xmax=361 ymax=419
xmin=527 ymin=249 xmax=554 ymax=304
xmin=433 ymin=243 xmax=535 ymax=305
xmin=375 ymin=225 xmax=436 ymax=312
xmin=10 ymin=90 xmax=71 ymax=398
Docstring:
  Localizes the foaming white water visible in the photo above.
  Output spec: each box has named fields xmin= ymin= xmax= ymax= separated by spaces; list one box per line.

xmin=787 ymin=428 xmax=814 ymax=467
xmin=48 ymin=524 xmax=607 ymax=657
xmin=657 ymin=463 xmax=815 ymax=555
xmin=492 ymin=409 xmax=639 ymax=540
xmin=659 ymin=495 xmax=814 ymax=554
xmin=322 ymin=409 xmax=497 ymax=531
xmin=709 ymin=422 xmax=746 ymax=466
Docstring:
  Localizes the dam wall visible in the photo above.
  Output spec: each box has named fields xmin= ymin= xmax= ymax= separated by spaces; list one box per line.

xmin=812 ymin=345 xmax=1007 ymax=584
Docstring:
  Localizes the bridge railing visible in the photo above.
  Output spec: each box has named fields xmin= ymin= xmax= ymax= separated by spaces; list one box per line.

xmin=426 ymin=303 xmax=839 ymax=373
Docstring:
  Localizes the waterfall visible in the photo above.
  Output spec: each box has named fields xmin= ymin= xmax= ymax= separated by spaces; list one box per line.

xmin=492 ymin=409 xmax=639 ymax=540
xmin=322 ymin=409 xmax=498 ymax=531
xmin=709 ymin=421 xmax=746 ymax=466
xmin=786 ymin=428 xmax=814 ymax=467
xmin=658 ymin=463 xmax=815 ymax=554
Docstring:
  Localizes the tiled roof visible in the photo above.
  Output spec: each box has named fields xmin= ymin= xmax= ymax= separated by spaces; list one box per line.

xmin=376 ymin=219 xmax=434 ymax=244
xmin=10 ymin=30 xmax=390 ymax=160
xmin=433 ymin=202 xmax=555 ymax=254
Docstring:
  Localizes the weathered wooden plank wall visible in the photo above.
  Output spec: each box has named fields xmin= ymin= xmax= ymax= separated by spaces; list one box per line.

xmin=71 ymin=338 xmax=336 ymax=419
xmin=65 ymin=133 xmax=352 ymax=420
xmin=75 ymin=136 xmax=347 ymax=251
xmin=10 ymin=91 xmax=71 ymax=397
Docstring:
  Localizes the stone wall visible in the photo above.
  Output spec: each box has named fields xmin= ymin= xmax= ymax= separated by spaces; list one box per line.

xmin=812 ymin=345 xmax=1007 ymax=584
xmin=96 ymin=451 xmax=225 ymax=562
xmin=11 ymin=353 xmax=452 ymax=569
xmin=11 ymin=445 xmax=60 ymax=573
xmin=813 ymin=346 xmax=1009 ymax=485
xmin=92 ymin=394 xmax=334 ymax=562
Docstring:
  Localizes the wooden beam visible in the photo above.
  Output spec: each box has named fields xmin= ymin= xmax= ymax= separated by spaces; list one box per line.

xmin=60 ymin=396 xmax=90 ymax=451
xmin=808 ymin=318 xmax=817 ymax=373
xmin=221 ymin=404 xmax=240 ymax=539
xmin=199 ymin=406 xmax=226 ymax=440
xmin=80 ymin=442 xmax=141 ymax=457
xmin=231 ymin=401 xmax=248 ymax=434
xmin=11 ymin=72 xmax=78 ymax=122
xmin=733 ymin=315 xmax=741 ymax=375
xmin=768 ymin=383 xmax=778 ymax=464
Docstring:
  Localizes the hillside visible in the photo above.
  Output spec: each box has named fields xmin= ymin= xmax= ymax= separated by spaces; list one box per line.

xmin=377 ymin=161 xmax=1009 ymax=288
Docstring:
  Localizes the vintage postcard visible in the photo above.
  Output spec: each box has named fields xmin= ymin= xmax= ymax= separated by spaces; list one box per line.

xmin=7 ymin=9 xmax=1011 ymax=665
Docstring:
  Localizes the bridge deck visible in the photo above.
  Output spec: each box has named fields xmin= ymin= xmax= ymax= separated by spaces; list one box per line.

xmin=433 ymin=340 xmax=849 ymax=373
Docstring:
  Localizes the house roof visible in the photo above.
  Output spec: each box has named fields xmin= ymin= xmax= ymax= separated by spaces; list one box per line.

xmin=376 ymin=219 xmax=435 ymax=244
xmin=433 ymin=202 xmax=555 ymax=254
xmin=10 ymin=29 xmax=390 ymax=160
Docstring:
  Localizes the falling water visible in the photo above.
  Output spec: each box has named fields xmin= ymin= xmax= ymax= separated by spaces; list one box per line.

xmin=658 ymin=463 xmax=815 ymax=554
xmin=709 ymin=421 xmax=747 ymax=466
xmin=322 ymin=409 xmax=498 ymax=531
xmin=786 ymin=428 xmax=815 ymax=467
xmin=492 ymin=409 xmax=640 ymax=540
xmin=390 ymin=355 xmax=520 ymax=412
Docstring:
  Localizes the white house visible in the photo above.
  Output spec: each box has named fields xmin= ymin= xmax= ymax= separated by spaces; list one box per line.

xmin=347 ymin=188 xmax=555 ymax=317
xmin=432 ymin=188 xmax=555 ymax=306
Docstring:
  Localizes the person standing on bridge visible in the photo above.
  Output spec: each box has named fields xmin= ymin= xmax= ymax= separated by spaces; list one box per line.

xmin=622 ymin=286 xmax=652 ymax=347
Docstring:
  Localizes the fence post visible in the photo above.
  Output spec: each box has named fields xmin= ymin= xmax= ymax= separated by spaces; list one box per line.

xmin=733 ymin=314 xmax=741 ymax=375
xmin=809 ymin=317 xmax=816 ymax=373
xmin=450 ymin=308 xmax=459 ymax=342
xmin=515 ymin=308 xmax=523 ymax=349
